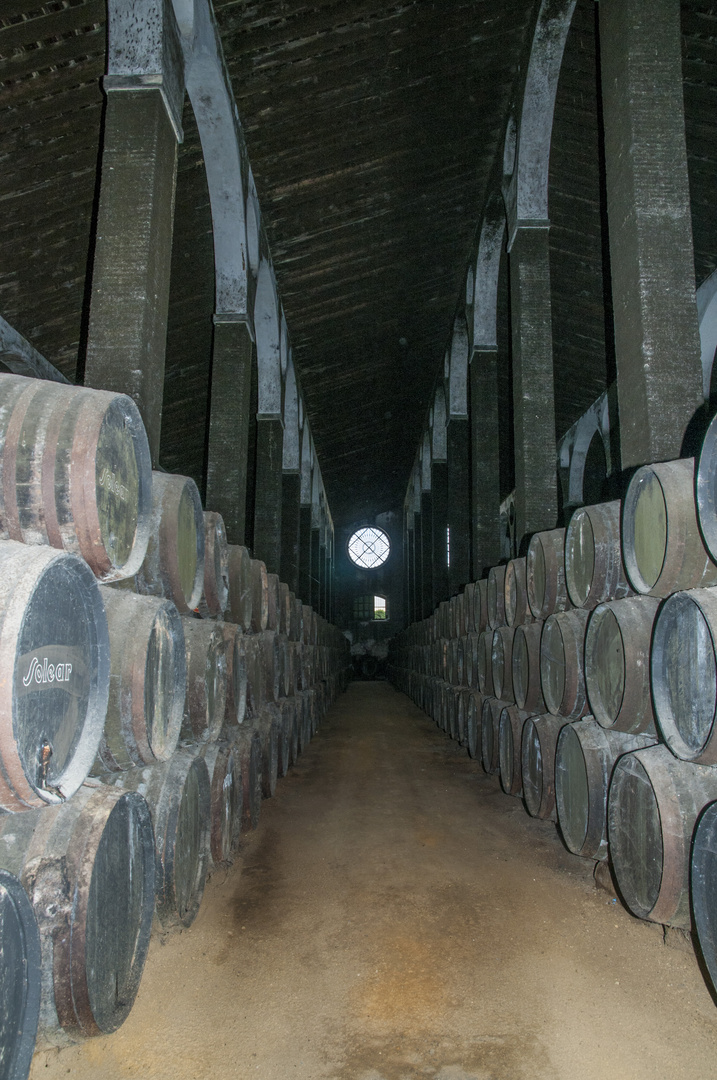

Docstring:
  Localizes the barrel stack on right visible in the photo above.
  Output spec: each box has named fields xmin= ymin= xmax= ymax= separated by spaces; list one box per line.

xmin=389 ymin=411 xmax=717 ymax=1001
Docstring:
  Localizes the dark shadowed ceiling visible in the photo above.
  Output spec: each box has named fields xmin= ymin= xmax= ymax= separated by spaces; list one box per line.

xmin=213 ymin=0 xmax=535 ymax=522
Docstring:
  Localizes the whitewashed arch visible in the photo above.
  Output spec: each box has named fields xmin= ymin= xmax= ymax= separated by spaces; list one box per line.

xmin=282 ymin=357 xmax=300 ymax=471
xmin=254 ymin=258 xmax=282 ymax=415
xmin=502 ymin=0 xmax=578 ymax=247
xmin=558 ymin=392 xmax=611 ymax=507
xmin=170 ymin=0 xmax=249 ymax=316
xmin=447 ymin=315 xmax=469 ymax=418
xmin=246 ymin=170 xmax=261 ymax=277
xmin=473 ymin=197 xmax=506 ymax=352
xmin=431 ymin=385 xmax=447 ymax=463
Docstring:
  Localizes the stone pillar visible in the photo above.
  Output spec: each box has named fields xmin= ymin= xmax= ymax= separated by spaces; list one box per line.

xmin=470 ymin=349 xmax=502 ymax=575
xmin=446 ymin=418 xmax=471 ymax=593
xmin=206 ymin=319 xmax=253 ymax=543
xmin=280 ymin=472 xmax=301 ymax=594
xmin=600 ymin=0 xmax=703 ymax=467
xmin=253 ymin=417 xmax=283 ymax=575
xmin=509 ymin=226 xmax=558 ymax=545
xmin=85 ymin=89 xmax=179 ymax=463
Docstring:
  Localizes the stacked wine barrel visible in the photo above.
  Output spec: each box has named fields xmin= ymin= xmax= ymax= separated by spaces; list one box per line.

xmin=388 ymin=414 xmax=717 ymax=1000
xmin=0 ymin=374 xmax=351 ymax=1072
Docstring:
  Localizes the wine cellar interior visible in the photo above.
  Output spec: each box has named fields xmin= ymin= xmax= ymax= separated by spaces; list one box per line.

xmin=4 ymin=1 xmax=717 ymax=1078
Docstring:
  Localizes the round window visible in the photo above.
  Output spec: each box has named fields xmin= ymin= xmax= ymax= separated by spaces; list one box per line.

xmin=347 ymin=527 xmax=390 ymax=569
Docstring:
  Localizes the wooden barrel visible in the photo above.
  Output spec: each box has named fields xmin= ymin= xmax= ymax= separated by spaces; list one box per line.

xmin=277 ymin=697 xmax=297 ymax=775
xmin=697 ymin=413 xmax=717 ymax=561
xmin=584 ymin=595 xmax=659 ymax=734
xmin=499 ymin=704 xmax=529 ymax=797
xmin=180 ymin=618 xmax=227 ymax=744
xmin=0 ymin=784 xmax=155 ymax=1042
xmin=565 ymin=500 xmax=632 ymax=610
xmin=455 ymin=687 xmax=473 ymax=747
xmin=690 ymin=801 xmax=717 ymax=994
xmin=651 ymin=586 xmax=717 ymax=762
xmin=226 ymin=544 xmax=252 ymax=630
xmin=504 ymin=557 xmax=533 ymax=627
xmin=290 ymin=596 xmax=303 ymax=642
xmin=481 ymin=697 xmax=509 ymax=775
xmin=220 ymin=622 xmax=247 ymax=729
xmin=136 ymin=472 xmax=205 ymax=613
xmin=521 ymin=714 xmax=569 ymax=820
xmin=511 ymin=621 xmax=545 ymax=714
xmin=250 ymin=560 xmax=269 ymax=632
xmin=487 ymin=565 xmax=507 ymax=629
xmin=477 ymin=629 xmax=495 ymax=696
xmin=539 ymin=609 xmax=590 ymax=719
xmin=463 ymin=582 xmax=477 ymax=632
xmin=0 ymin=373 xmax=152 ymax=582
xmin=119 ymin=749 xmax=210 ymax=929
xmin=258 ymin=705 xmax=281 ymax=798
xmin=0 ymin=540 xmax=110 ymax=812
xmin=198 ymin=511 xmax=229 ymax=618
xmin=466 ymin=691 xmax=482 ymax=759
xmin=555 ymin=719 xmax=656 ymax=860
xmin=473 ymin=579 xmax=488 ymax=633
xmin=465 ymin=631 xmax=480 ymax=689
xmin=623 ymin=458 xmax=717 ymax=597
xmin=254 ymin=630 xmax=282 ymax=704
xmin=608 ymin=744 xmax=717 ymax=927
xmin=265 ymin=572 xmax=280 ymax=631
xmin=491 ymin=626 xmax=515 ymax=703
xmin=94 ymin=589 xmax=185 ymax=772
xmin=236 ymin=725 xmax=263 ymax=831
xmin=202 ymin=739 xmax=243 ymax=867
xmin=278 ymin=582 xmax=292 ymax=636
xmin=526 ymin=528 xmax=571 ymax=620
xmin=0 ymin=867 xmax=41 ymax=1076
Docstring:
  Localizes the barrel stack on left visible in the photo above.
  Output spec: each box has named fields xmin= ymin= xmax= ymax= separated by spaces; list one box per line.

xmin=0 ymin=373 xmax=351 ymax=1073
xmin=388 ymin=410 xmax=717 ymax=1004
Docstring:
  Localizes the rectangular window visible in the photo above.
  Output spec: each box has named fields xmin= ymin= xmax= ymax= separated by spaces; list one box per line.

xmin=446 ymin=525 xmax=451 ymax=569
xmin=373 ymin=596 xmax=387 ymax=619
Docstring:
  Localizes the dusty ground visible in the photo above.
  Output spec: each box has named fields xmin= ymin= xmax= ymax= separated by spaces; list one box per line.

xmin=32 ymin=681 xmax=717 ymax=1080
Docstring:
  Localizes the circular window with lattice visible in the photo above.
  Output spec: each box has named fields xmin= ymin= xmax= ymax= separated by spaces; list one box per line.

xmin=347 ymin=527 xmax=390 ymax=569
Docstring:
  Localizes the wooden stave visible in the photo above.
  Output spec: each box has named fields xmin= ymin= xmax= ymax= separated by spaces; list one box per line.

xmin=226 ymin=544 xmax=252 ymax=630
xmin=584 ymin=595 xmax=659 ymax=734
xmin=0 ymin=867 xmax=41 ymax=1080
xmin=697 ymin=414 xmax=717 ymax=562
xmin=265 ymin=572 xmax=280 ymax=631
xmin=623 ymin=458 xmax=717 ymax=598
xmin=511 ymin=621 xmax=546 ymax=714
xmin=201 ymin=738 xmax=243 ymax=867
xmin=466 ymin=691 xmax=483 ymax=760
xmin=565 ymin=500 xmax=633 ymax=610
xmin=94 ymin=588 xmax=186 ymax=772
xmin=0 ymin=540 xmax=110 ymax=811
xmin=651 ymin=586 xmax=717 ymax=763
xmin=504 ymin=557 xmax=533 ymax=627
xmin=258 ymin=705 xmax=281 ymax=798
xmin=219 ymin=621 xmax=247 ymax=730
xmin=198 ymin=511 xmax=229 ymax=618
xmin=691 ymin=801 xmax=717 ymax=995
xmin=477 ymin=629 xmax=495 ymax=696
xmin=0 ymin=784 xmax=155 ymax=1043
xmin=136 ymin=473 xmax=205 ymax=614
xmin=539 ymin=608 xmax=590 ymax=719
xmin=481 ymin=697 xmax=509 ymax=775
xmin=608 ymin=744 xmax=717 ymax=928
xmin=491 ymin=625 xmax=515 ymax=703
xmin=118 ymin=749 xmax=210 ymax=930
xmin=236 ymin=725 xmax=263 ymax=831
xmin=180 ymin=618 xmax=227 ymax=744
xmin=555 ymin=719 xmax=656 ymax=861
xmin=0 ymin=374 xmax=152 ymax=582
xmin=521 ymin=714 xmax=570 ymax=820
xmin=526 ymin=528 xmax=572 ymax=620
xmin=253 ymin=630 xmax=282 ymax=704
xmin=278 ymin=582 xmax=292 ymax=636
xmin=487 ymin=564 xmax=507 ymax=629
xmin=499 ymin=704 xmax=530 ymax=798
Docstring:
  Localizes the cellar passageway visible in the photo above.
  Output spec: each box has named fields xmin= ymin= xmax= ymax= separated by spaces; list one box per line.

xmin=32 ymin=682 xmax=717 ymax=1080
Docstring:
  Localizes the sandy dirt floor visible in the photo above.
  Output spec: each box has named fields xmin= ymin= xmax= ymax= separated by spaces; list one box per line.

xmin=31 ymin=681 xmax=717 ymax=1080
